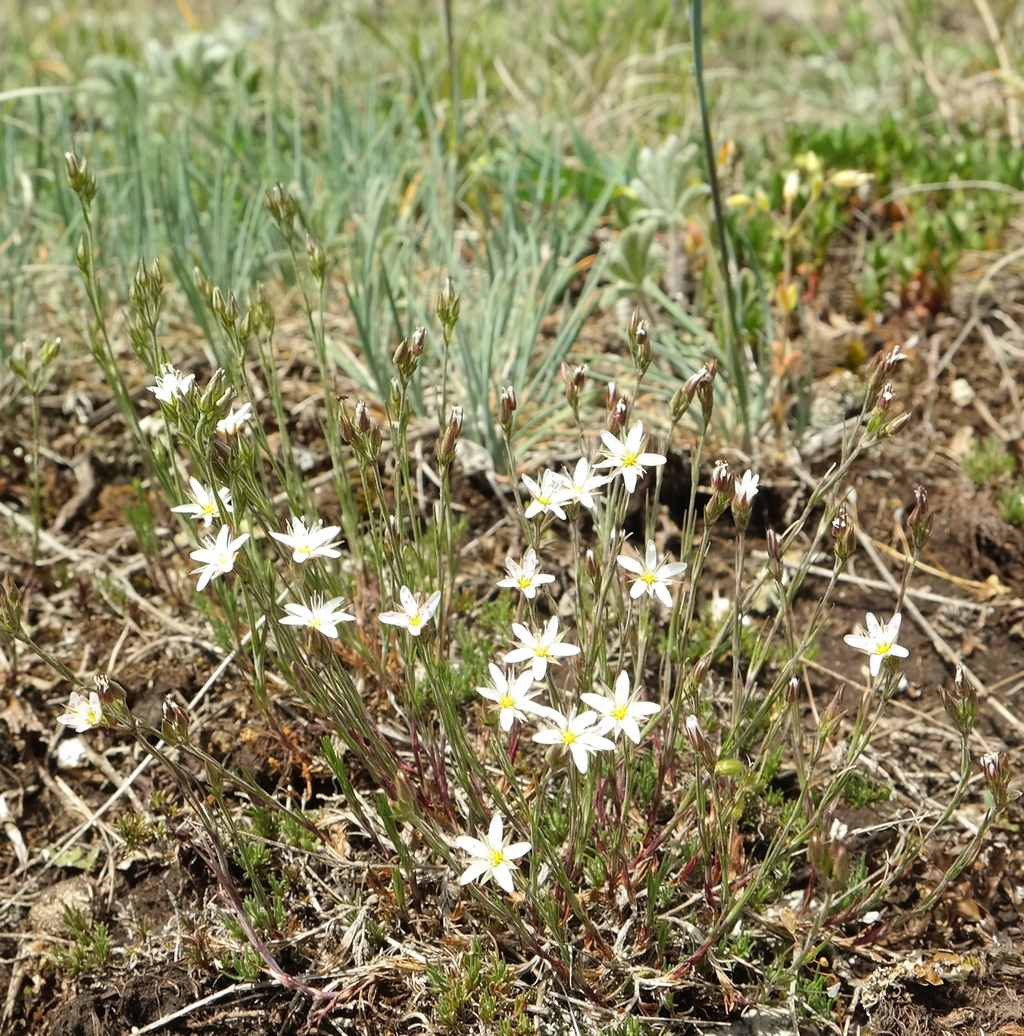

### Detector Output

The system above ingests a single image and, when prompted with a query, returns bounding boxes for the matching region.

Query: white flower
[503,616,580,681]
[733,469,760,507]
[616,539,688,608]
[532,709,616,774]
[843,612,909,677]
[476,664,543,731]
[556,458,610,509]
[57,691,103,732]
[595,420,666,494]
[216,402,253,436]
[170,477,233,528]
[379,586,442,636]
[189,525,250,591]
[580,671,661,744]
[455,813,531,894]
[496,548,555,600]
[270,516,342,563]
[148,364,195,403]
[279,595,355,639]
[521,470,572,520]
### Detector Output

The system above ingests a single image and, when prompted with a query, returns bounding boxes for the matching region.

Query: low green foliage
[51,907,112,977]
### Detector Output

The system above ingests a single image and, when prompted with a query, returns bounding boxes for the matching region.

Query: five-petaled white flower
[521,470,572,521]
[455,813,531,894]
[616,539,688,608]
[843,612,909,677]
[148,364,195,403]
[189,525,250,591]
[270,516,342,563]
[379,586,442,636]
[476,664,543,731]
[531,709,616,774]
[279,595,356,639]
[581,671,661,744]
[496,548,555,600]
[556,458,610,510]
[171,477,233,528]
[57,691,104,732]
[733,469,760,506]
[216,402,253,436]
[503,616,581,680]
[596,420,666,493]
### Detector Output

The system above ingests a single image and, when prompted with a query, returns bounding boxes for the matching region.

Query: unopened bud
[981,751,1012,809]
[940,665,978,737]
[765,526,783,582]
[831,504,856,562]
[161,698,191,745]
[782,169,800,205]
[696,359,717,427]
[584,548,599,583]
[606,381,619,412]
[562,361,586,412]
[41,337,61,367]
[907,485,932,551]
[194,267,214,305]
[499,386,517,428]
[818,685,845,741]
[608,397,628,432]
[705,460,734,524]
[685,714,712,763]
[411,324,426,356]
[265,182,297,234]
[0,572,21,635]
[436,276,460,337]
[64,150,97,209]
[628,308,652,374]
[830,169,872,190]
[437,405,464,466]
[306,233,327,284]
[785,676,800,705]
[355,400,372,434]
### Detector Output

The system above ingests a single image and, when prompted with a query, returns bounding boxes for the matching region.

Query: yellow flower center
[612,705,628,721]
[499,694,514,709]
[562,731,577,745]
[490,849,506,866]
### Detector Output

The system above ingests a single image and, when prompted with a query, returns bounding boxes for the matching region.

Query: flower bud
[696,358,717,427]
[355,399,372,434]
[782,170,800,204]
[584,548,599,584]
[907,485,932,551]
[830,169,871,190]
[831,504,856,562]
[765,526,783,583]
[818,685,845,741]
[161,698,191,745]
[705,460,733,524]
[436,276,460,338]
[499,385,517,428]
[608,397,628,432]
[0,572,21,635]
[981,751,1012,810]
[437,405,464,466]
[940,665,978,738]
[305,233,327,284]
[785,676,800,705]
[265,182,297,234]
[628,307,652,375]
[605,380,619,412]
[64,150,97,209]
